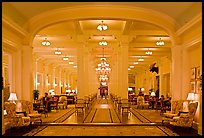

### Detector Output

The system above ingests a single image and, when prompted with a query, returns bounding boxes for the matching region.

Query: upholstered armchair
[170,102,198,128]
[136,96,149,109]
[58,96,67,109]
[21,100,42,124]
[4,102,30,127]
[162,100,189,125]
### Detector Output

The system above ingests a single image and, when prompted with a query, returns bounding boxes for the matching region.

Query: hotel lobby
[2,2,202,136]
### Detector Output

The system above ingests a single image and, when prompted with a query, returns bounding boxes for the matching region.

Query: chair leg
[162,120,164,125]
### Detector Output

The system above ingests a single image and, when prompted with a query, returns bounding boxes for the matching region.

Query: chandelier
[145,48,153,55]
[54,48,61,55]
[96,48,111,82]
[97,21,108,31]
[42,38,51,46]
[63,56,69,61]
[156,38,164,46]
[99,38,108,46]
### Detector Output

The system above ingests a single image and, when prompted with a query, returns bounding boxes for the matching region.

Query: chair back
[4,102,16,118]
[171,100,183,114]
[188,102,198,118]
[21,100,33,114]
[59,96,67,102]
[137,96,144,105]
[76,98,85,104]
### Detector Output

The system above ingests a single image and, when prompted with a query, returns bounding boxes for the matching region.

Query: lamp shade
[66,89,71,93]
[4,110,7,115]
[8,92,18,101]
[187,92,195,101]
[150,92,156,97]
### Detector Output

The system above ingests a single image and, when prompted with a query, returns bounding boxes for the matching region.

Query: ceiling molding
[2,15,28,37]
[175,12,202,36]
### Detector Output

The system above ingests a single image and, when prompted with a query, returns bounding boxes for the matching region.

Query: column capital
[119,35,134,45]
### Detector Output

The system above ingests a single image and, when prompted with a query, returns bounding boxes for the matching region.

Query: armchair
[4,102,30,127]
[58,96,67,109]
[162,100,189,125]
[21,100,42,124]
[170,102,198,128]
[121,99,131,114]
[75,98,85,113]
[136,96,149,109]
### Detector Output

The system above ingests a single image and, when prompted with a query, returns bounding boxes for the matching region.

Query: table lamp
[8,92,18,104]
[187,92,195,103]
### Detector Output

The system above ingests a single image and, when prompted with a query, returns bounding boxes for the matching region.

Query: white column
[14,50,22,100]
[58,68,62,95]
[43,64,48,94]
[171,45,183,100]
[8,55,12,93]
[182,48,190,100]
[34,60,38,90]
[88,53,97,95]
[118,42,129,99]
[52,67,56,91]
[22,45,33,101]
[77,45,89,98]
[109,48,119,95]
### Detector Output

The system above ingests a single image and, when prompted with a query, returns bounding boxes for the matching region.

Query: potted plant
[33,90,39,101]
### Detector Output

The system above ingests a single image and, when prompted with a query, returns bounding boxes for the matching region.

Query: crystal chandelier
[97,21,108,31]
[156,38,164,46]
[42,38,51,46]
[96,48,111,82]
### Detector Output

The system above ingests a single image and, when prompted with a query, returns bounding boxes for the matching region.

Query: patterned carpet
[3,99,200,136]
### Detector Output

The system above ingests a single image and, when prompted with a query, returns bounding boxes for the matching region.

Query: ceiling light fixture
[145,48,153,55]
[54,48,61,55]
[63,56,69,61]
[42,38,51,46]
[138,58,144,61]
[96,48,111,83]
[99,38,108,46]
[69,62,74,65]
[156,38,165,46]
[137,56,144,61]
[97,21,108,31]
[133,62,139,65]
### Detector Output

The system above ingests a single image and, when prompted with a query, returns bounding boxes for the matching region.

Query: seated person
[42,92,51,112]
